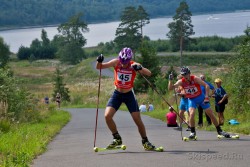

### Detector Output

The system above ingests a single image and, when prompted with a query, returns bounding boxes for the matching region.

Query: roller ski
[93,145,126,152]
[143,141,164,152]
[94,138,126,152]
[217,131,239,139]
[183,132,197,142]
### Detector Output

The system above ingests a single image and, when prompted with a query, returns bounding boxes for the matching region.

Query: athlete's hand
[204,96,210,103]
[132,64,142,71]
[169,74,174,80]
[96,54,104,63]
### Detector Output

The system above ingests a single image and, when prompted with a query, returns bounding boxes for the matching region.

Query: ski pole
[94,64,102,148]
[138,71,189,126]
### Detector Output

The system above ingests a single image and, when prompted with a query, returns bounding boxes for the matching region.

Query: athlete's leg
[131,112,147,137]
[205,112,212,125]
[179,109,185,125]
[188,107,196,128]
[204,107,219,127]
[105,106,118,134]
[131,112,155,150]
[204,104,230,137]
[105,106,123,148]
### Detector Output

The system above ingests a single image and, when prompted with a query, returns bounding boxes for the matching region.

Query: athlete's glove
[204,96,210,103]
[132,64,143,71]
[169,74,174,80]
[96,54,104,63]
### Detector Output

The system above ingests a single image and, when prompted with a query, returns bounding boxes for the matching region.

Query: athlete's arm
[132,62,151,76]
[140,66,151,76]
[168,79,182,91]
[96,59,118,69]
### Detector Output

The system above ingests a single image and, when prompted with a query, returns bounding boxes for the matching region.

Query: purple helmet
[118,47,133,64]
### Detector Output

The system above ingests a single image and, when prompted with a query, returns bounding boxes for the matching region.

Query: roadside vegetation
[0,109,70,167]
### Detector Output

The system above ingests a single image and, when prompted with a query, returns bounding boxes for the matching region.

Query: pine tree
[134,41,160,92]
[0,37,10,68]
[114,6,150,60]
[52,67,70,102]
[167,1,194,66]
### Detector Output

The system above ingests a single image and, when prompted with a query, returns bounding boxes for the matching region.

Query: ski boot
[142,141,156,151]
[106,138,122,149]
[189,132,197,140]
[218,131,231,138]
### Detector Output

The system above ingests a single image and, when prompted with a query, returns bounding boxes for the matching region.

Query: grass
[0,109,70,167]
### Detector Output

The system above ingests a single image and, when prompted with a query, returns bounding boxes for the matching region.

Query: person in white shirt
[147,102,154,111]
[139,102,147,112]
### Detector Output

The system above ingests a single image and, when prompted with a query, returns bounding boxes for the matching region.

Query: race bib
[184,86,198,95]
[117,72,132,84]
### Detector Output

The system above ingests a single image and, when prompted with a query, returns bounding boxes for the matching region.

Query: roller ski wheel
[93,145,126,152]
[183,137,189,142]
[143,146,164,152]
[182,136,197,141]
[143,141,163,152]
[154,146,164,152]
[185,132,197,141]
[217,134,240,139]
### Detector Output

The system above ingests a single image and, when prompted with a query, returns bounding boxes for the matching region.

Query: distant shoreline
[1,10,249,32]
[0,24,60,32]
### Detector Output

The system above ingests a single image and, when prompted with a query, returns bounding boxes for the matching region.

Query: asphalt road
[32,108,250,167]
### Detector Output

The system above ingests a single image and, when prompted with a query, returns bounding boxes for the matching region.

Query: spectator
[56,92,61,109]
[44,96,49,105]
[166,106,178,127]
[139,102,147,112]
[213,78,228,126]
[147,102,154,111]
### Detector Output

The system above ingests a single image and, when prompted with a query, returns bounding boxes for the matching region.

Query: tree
[17,29,56,60]
[41,29,50,47]
[0,68,35,122]
[57,41,85,64]
[52,67,70,103]
[228,26,250,114]
[137,5,150,40]
[0,37,10,68]
[167,1,194,66]
[114,6,150,60]
[134,41,160,92]
[17,46,31,60]
[57,13,88,64]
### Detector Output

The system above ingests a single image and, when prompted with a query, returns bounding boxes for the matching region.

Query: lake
[0,10,250,53]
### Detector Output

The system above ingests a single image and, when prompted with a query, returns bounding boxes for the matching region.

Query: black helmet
[180,66,190,75]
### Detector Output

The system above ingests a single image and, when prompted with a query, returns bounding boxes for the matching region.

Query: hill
[1,0,250,29]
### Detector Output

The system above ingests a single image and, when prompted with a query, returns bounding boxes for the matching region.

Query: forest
[1,0,250,29]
